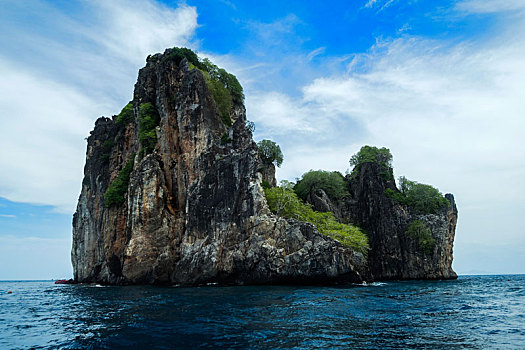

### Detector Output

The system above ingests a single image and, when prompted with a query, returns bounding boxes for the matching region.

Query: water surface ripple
[1,275,524,349]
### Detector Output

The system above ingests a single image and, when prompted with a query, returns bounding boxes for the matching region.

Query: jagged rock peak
[302,150,457,280]
[72,48,367,285]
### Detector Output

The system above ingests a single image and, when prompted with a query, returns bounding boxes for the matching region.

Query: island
[72,48,457,285]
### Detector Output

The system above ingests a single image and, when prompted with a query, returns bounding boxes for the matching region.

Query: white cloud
[0,59,95,211]
[397,23,411,34]
[247,8,525,255]
[456,0,525,14]
[364,0,396,11]
[88,0,198,63]
[307,47,326,61]
[364,0,380,8]
[246,92,316,135]
[0,0,198,213]
[248,14,302,44]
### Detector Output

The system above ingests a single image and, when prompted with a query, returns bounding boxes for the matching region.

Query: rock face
[307,163,457,280]
[72,48,457,285]
[72,49,365,285]
[346,163,457,280]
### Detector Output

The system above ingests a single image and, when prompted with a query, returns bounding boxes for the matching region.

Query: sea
[0,275,524,349]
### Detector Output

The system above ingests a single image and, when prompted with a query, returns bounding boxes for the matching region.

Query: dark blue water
[1,276,524,349]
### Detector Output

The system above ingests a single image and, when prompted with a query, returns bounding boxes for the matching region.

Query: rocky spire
[72,48,366,285]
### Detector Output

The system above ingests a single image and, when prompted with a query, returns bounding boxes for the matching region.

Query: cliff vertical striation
[306,162,457,280]
[72,49,365,285]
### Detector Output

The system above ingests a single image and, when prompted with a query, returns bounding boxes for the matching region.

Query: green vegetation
[384,188,407,204]
[220,132,232,145]
[164,47,200,67]
[400,177,449,214]
[100,139,114,163]
[264,183,368,254]
[102,139,114,152]
[201,58,244,105]
[204,74,233,126]
[349,145,393,170]
[406,220,435,254]
[115,102,133,127]
[104,154,135,208]
[386,176,449,214]
[347,145,447,214]
[294,170,348,201]
[166,47,244,127]
[146,53,160,63]
[257,139,283,167]
[138,102,160,154]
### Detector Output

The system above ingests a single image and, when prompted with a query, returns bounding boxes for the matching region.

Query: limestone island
[72,48,457,286]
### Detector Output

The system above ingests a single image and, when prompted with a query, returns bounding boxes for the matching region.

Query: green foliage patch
[115,102,134,127]
[384,188,409,205]
[166,47,244,127]
[349,145,393,171]
[163,47,200,68]
[257,139,283,167]
[406,220,435,254]
[100,139,114,163]
[220,132,232,145]
[294,170,348,201]
[203,72,233,126]
[386,177,449,214]
[102,139,114,153]
[201,58,244,105]
[138,102,160,155]
[104,154,135,208]
[264,184,368,254]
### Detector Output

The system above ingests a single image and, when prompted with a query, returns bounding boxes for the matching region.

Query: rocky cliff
[306,163,457,280]
[72,48,457,285]
[72,49,366,285]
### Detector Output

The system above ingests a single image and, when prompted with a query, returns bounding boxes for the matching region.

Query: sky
[0,0,524,279]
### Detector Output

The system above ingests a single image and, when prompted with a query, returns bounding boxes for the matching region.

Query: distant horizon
[3,273,525,283]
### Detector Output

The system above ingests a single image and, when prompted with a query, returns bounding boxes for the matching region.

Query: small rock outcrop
[72,49,365,285]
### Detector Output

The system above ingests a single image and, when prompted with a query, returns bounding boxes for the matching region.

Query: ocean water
[0,275,524,349]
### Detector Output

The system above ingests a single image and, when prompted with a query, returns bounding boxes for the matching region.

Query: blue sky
[1,0,524,279]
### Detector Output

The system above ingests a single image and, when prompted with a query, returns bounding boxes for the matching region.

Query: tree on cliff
[349,145,393,169]
[294,170,348,201]
[398,176,449,214]
[257,139,283,167]
[164,47,244,127]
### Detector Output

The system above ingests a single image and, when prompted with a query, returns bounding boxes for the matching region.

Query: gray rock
[304,162,457,280]
[346,163,457,280]
[72,51,365,285]
[72,49,457,285]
